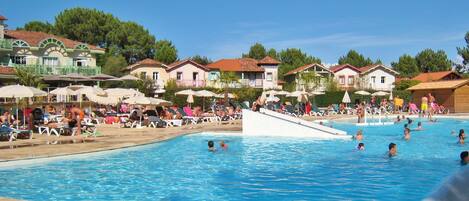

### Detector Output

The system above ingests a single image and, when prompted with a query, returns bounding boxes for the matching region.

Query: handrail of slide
[257,109,347,135]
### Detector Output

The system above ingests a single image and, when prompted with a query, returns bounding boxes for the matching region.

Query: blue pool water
[0,118,468,200]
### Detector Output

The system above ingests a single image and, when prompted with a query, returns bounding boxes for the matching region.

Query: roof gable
[284,63,331,76]
[359,64,399,76]
[411,71,461,82]
[4,30,103,51]
[407,79,469,91]
[167,59,209,72]
[329,64,361,73]
[125,58,167,71]
[258,56,280,65]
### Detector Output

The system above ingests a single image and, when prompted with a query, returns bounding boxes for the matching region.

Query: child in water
[404,128,411,141]
[208,140,216,152]
[220,140,228,150]
[357,143,365,151]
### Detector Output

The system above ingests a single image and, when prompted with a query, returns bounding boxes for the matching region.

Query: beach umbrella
[105,88,143,99]
[355,90,371,95]
[276,90,290,96]
[175,89,197,106]
[60,73,92,82]
[266,94,280,102]
[195,90,216,111]
[123,96,172,106]
[389,90,394,101]
[86,94,120,106]
[297,94,308,103]
[342,91,351,103]
[0,85,47,129]
[90,73,117,80]
[215,93,236,99]
[311,91,325,95]
[186,95,194,104]
[50,87,77,102]
[76,86,107,96]
[371,91,389,96]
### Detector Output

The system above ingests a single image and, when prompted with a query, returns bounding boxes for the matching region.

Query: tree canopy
[456,32,469,73]
[391,54,420,77]
[277,48,321,80]
[154,40,178,64]
[18,21,55,33]
[415,49,452,72]
[190,55,212,65]
[338,50,376,67]
[102,54,128,77]
[242,43,267,60]
[267,48,278,59]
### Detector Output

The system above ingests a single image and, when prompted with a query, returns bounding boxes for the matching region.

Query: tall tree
[267,48,278,59]
[17,21,55,33]
[54,7,120,47]
[217,71,239,106]
[415,49,452,72]
[242,43,267,60]
[154,40,178,64]
[456,32,469,73]
[391,54,420,77]
[15,68,47,89]
[277,48,321,80]
[190,55,212,65]
[107,21,156,63]
[338,50,374,67]
[102,54,128,77]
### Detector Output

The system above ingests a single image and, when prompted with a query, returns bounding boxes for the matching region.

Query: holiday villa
[329,63,399,91]
[0,15,104,84]
[283,63,334,91]
[411,71,462,82]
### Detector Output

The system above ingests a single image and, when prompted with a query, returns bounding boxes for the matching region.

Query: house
[166,59,209,87]
[411,71,461,82]
[0,15,104,84]
[358,64,399,91]
[207,56,281,89]
[407,79,469,113]
[329,64,361,90]
[123,58,169,93]
[284,63,333,91]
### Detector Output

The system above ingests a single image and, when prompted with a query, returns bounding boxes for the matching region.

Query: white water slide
[242,109,350,139]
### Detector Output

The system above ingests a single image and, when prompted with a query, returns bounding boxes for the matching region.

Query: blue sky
[1,0,469,65]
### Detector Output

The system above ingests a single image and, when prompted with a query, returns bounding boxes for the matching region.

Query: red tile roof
[4,30,103,51]
[329,64,361,73]
[125,58,166,71]
[207,58,265,72]
[284,63,330,76]
[0,15,7,20]
[258,56,280,65]
[411,71,461,82]
[167,59,209,72]
[0,66,16,75]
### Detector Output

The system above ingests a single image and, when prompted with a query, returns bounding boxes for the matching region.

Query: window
[339,76,345,85]
[348,76,354,85]
[140,72,146,78]
[10,56,26,65]
[266,72,273,81]
[152,72,159,80]
[42,57,58,66]
[176,72,183,80]
[371,76,376,83]
[381,76,386,84]
[73,58,87,67]
[192,72,198,80]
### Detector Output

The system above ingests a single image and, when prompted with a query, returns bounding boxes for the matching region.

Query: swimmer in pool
[404,124,408,129]
[461,151,469,165]
[407,118,413,125]
[220,140,228,150]
[414,122,423,131]
[208,140,216,152]
[395,115,401,123]
[357,143,365,150]
[458,129,465,145]
[388,143,397,157]
[404,128,411,141]
[354,130,363,141]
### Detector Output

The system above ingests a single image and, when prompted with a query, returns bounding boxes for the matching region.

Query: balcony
[240,79,263,88]
[176,80,206,88]
[11,64,101,76]
[0,39,13,50]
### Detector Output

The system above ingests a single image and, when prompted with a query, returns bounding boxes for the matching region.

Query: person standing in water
[458,129,465,145]
[421,95,428,117]
[208,140,216,152]
[220,140,228,150]
[388,143,397,157]
[404,128,411,141]
[354,130,363,141]
[357,143,365,150]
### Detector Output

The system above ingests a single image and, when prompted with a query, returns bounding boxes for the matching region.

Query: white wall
[261,64,279,89]
[362,69,395,91]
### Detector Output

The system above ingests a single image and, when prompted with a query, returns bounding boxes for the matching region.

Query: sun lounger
[164,119,183,127]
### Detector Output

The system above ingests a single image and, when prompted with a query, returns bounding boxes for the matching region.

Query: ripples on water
[0,118,467,200]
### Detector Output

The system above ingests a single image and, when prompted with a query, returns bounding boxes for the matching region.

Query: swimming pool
[0,118,467,200]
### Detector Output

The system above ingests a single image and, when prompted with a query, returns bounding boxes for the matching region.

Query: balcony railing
[176,80,206,87]
[11,64,101,76]
[240,79,263,88]
[0,39,13,50]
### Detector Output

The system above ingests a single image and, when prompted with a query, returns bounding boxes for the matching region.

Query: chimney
[0,15,7,39]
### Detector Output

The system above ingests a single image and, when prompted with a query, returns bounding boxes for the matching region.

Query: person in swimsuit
[404,128,411,141]
[354,130,363,141]
[70,107,84,136]
[388,143,397,157]
[208,140,216,152]
[461,151,469,165]
[357,143,365,151]
[220,140,228,150]
[458,129,465,145]
[421,96,428,117]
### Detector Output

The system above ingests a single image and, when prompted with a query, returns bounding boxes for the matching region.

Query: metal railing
[176,80,206,87]
[11,64,101,76]
[240,79,263,88]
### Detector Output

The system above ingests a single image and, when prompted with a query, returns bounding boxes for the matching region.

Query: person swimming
[404,128,411,141]
[208,140,216,152]
[220,140,228,150]
[458,129,465,145]
[461,151,469,165]
[354,130,363,141]
[395,115,401,122]
[388,143,397,157]
[404,124,408,129]
[357,143,365,150]
[414,122,423,131]
[407,118,413,125]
